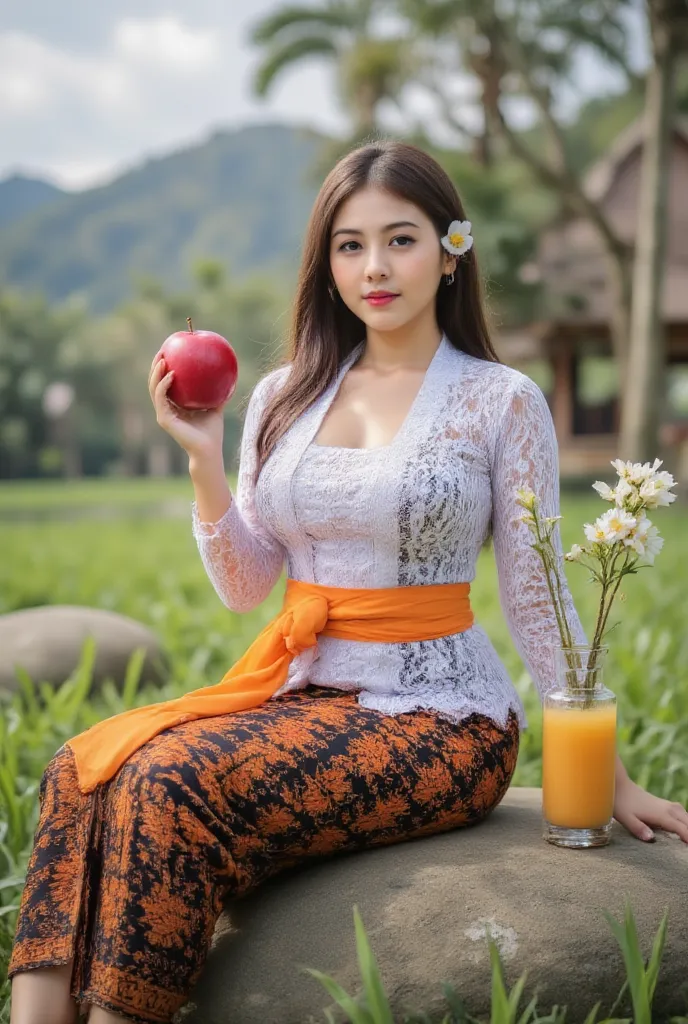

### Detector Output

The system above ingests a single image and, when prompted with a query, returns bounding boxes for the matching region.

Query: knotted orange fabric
[67,578,474,794]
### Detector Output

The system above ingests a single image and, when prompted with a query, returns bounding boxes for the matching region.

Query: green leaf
[249,5,355,46]
[122,647,146,707]
[0,768,21,850]
[0,877,23,892]
[516,991,538,1024]
[488,936,511,1022]
[602,902,650,1024]
[16,667,40,719]
[644,908,669,1002]
[352,906,394,1024]
[304,965,375,1023]
[581,1001,601,1024]
[252,36,338,97]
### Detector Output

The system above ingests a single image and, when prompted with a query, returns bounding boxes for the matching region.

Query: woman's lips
[365,294,399,306]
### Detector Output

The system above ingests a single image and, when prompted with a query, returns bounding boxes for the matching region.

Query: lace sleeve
[490,374,588,703]
[191,371,287,613]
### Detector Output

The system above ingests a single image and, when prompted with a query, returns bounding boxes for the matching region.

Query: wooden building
[495,117,688,478]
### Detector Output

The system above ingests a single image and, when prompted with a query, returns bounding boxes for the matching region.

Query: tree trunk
[352,80,379,137]
[147,440,172,477]
[119,404,146,476]
[54,410,83,479]
[618,4,676,461]
[472,34,505,168]
[605,245,634,394]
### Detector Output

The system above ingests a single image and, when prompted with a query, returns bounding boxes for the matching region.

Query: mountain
[0,124,329,312]
[0,175,65,230]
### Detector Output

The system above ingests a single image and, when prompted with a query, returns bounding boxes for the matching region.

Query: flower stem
[528,506,577,685]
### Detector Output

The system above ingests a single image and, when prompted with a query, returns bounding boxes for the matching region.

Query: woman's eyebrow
[332,220,420,238]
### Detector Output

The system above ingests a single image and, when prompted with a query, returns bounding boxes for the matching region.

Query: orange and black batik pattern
[9,685,519,1024]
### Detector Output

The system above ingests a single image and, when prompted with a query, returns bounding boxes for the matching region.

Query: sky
[0,0,647,192]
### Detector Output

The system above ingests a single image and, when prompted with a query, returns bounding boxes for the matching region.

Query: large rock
[181,787,688,1024]
[0,605,167,693]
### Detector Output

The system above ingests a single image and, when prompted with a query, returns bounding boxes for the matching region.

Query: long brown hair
[254,138,500,475]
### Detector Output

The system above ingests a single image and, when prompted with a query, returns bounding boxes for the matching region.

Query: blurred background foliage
[1,0,687,481]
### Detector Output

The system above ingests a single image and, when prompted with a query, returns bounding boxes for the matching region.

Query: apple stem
[187,317,194,333]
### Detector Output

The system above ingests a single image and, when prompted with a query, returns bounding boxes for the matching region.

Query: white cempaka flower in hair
[441,220,474,256]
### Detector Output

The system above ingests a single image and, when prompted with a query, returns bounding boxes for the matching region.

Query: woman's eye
[337,236,415,252]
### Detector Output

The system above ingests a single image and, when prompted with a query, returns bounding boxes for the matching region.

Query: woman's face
[329,186,456,334]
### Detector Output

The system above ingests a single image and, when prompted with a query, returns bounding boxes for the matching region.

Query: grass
[1,477,687,1021]
[0,475,194,511]
[306,902,685,1023]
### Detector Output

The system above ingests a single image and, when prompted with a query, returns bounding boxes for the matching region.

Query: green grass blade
[488,936,511,1023]
[516,993,539,1024]
[122,647,146,707]
[581,1001,601,1024]
[302,966,373,1024]
[352,906,394,1024]
[441,982,483,1024]
[16,668,40,719]
[645,909,669,1002]
[602,903,649,1024]
[0,768,21,850]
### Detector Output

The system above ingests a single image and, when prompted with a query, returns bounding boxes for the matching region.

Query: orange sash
[67,578,474,794]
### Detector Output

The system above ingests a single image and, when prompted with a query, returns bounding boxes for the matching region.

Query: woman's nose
[364,248,390,279]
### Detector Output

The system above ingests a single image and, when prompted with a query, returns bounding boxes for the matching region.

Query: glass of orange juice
[542,645,617,848]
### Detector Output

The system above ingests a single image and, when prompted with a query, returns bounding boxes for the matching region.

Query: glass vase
[542,645,617,848]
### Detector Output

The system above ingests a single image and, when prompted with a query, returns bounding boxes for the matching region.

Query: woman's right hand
[148,355,227,460]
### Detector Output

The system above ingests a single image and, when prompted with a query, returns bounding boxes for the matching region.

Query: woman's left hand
[613,778,688,844]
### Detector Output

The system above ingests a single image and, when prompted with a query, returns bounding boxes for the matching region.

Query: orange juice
[542,703,617,828]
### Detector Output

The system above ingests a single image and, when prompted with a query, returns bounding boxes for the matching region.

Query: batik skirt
[8,685,520,1023]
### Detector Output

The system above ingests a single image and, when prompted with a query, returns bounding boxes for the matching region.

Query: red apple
[157,318,238,410]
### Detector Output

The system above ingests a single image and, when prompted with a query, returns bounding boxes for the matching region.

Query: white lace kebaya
[191,333,588,733]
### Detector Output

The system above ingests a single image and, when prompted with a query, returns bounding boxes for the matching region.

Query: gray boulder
[0,605,167,693]
[181,786,688,1024]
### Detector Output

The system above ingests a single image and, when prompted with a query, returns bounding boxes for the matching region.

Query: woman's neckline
[310,334,448,454]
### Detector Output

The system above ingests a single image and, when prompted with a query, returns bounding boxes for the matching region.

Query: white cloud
[0,30,134,116]
[113,16,220,70]
[0,17,221,120]
[3,0,643,192]
[43,158,125,191]
[0,33,58,113]
[0,8,348,189]
[0,70,46,115]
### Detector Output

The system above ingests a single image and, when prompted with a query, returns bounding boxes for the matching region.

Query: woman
[9,140,688,1024]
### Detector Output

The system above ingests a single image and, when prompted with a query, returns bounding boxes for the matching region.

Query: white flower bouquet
[516,459,678,683]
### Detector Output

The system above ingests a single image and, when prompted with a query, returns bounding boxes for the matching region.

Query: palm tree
[248,0,419,138]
